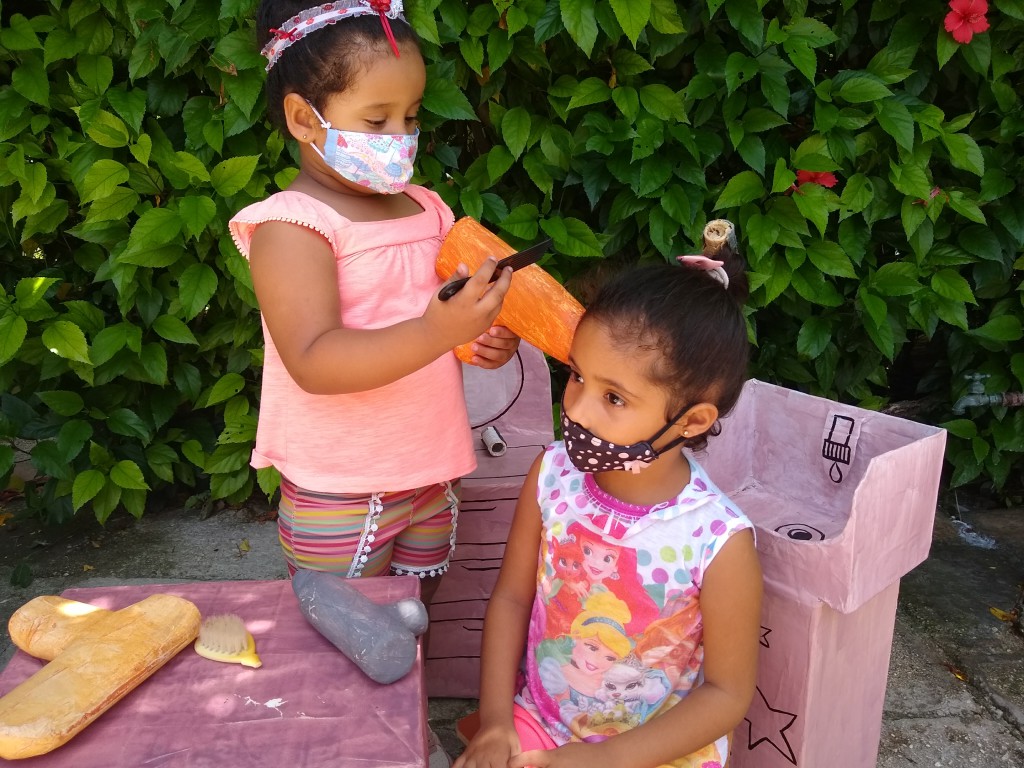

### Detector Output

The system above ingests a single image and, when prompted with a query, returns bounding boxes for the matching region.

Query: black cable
[470,348,526,430]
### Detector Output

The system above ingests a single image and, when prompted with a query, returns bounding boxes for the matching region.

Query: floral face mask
[306,101,418,194]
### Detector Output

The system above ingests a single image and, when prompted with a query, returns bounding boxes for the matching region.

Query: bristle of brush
[197,614,249,654]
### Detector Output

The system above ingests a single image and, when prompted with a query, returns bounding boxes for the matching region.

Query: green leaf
[179,196,217,239]
[871,262,921,296]
[87,187,139,224]
[568,78,612,110]
[875,98,915,151]
[941,419,978,439]
[838,75,891,103]
[82,160,130,204]
[501,107,532,160]
[73,470,107,512]
[612,87,640,122]
[931,269,976,304]
[206,372,246,407]
[839,173,873,218]
[612,49,654,76]
[107,408,152,441]
[947,192,986,224]
[500,205,540,240]
[745,212,780,260]
[424,70,477,121]
[42,320,91,364]
[15,277,59,310]
[540,217,604,258]
[153,315,199,345]
[797,316,832,358]
[126,207,182,254]
[0,313,28,366]
[714,171,764,210]
[77,54,114,94]
[807,240,857,278]
[639,84,685,121]
[110,460,150,491]
[941,133,985,176]
[92,480,122,524]
[106,88,147,134]
[725,53,759,96]
[610,0,650,45]
[971,316,1022,343]
[210,156,259,197]
[36,391,85,417]
[771,160,797,193]
[793,183,829,236]
[178,264,219,321]
[83,110,131,148]
[561,0,599,56]
[12,57,50,106]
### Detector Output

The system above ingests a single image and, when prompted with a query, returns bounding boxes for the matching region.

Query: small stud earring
[683,430,689,437]
[301,134,307,140]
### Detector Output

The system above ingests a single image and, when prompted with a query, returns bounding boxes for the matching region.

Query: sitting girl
[455,256,763,768]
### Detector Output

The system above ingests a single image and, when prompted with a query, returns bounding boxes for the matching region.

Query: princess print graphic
[519,442,752,765]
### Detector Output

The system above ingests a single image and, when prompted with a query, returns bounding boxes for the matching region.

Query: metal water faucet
[952,373,1024,415]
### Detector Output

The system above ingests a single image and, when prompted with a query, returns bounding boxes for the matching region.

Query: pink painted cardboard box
[427,342,554,697]
[0,578,427,767]
[699,380,946,768]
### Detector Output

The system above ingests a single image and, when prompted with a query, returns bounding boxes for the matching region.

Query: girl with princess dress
[229,3,518,765]
[454,259,763,768]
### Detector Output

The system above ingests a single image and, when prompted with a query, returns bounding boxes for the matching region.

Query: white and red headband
[261,0,407,70]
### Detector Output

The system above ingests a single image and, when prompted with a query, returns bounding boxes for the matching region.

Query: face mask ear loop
[304,100,332,163]
[648,404,693,457]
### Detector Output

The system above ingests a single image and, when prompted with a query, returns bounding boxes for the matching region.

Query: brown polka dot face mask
[561,405,690,475]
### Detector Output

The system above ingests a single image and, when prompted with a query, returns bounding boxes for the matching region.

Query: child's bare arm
[453,455,544,768]
[511,529,763,768]
[249,221,512,394]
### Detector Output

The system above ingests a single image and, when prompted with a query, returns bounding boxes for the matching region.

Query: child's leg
[390,479,461,656]
[512,703,559,751]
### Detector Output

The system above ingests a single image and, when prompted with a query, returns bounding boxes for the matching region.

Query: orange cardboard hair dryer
[436,218,584,365]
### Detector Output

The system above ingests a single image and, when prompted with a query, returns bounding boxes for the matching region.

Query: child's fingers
[461,257,499,290]
[508,750,547,767]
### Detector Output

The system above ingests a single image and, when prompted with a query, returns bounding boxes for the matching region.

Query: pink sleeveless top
[229,186,476,493]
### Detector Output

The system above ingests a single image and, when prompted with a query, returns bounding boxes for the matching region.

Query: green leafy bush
[1,0,1022,526]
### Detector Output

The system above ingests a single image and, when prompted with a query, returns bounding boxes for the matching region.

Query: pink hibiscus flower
[944,0,990,44]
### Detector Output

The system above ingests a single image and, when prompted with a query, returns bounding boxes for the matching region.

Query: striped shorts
[277,477,461,579]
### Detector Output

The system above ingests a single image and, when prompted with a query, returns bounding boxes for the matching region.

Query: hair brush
[193,614,262,668]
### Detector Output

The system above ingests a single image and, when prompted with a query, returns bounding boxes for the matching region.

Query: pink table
[0,578,426,767]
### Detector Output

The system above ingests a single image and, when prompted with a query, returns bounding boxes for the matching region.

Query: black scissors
[437,238,553,301]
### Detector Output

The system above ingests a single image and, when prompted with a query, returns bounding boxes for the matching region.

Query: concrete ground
[2,490,1023,766]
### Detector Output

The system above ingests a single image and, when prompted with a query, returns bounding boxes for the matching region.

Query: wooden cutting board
[0,594,201,760]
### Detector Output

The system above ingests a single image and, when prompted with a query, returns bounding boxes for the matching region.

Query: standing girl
[229,3,518,765]
[455,257,763,768]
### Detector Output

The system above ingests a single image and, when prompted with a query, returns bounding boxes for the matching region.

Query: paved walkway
[2,494,1022,766]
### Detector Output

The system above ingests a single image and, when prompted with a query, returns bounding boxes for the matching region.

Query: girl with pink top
[455,259,763,768]
[229,4,517,764]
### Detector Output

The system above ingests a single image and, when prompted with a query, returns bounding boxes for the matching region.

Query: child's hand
[452,723,520,768]
[509,742,610,768]
[424,259,512,351]
[467,325,521,369]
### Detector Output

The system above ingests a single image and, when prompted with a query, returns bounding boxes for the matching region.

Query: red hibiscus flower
[945,0,990,45]
[795,170,838,188]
